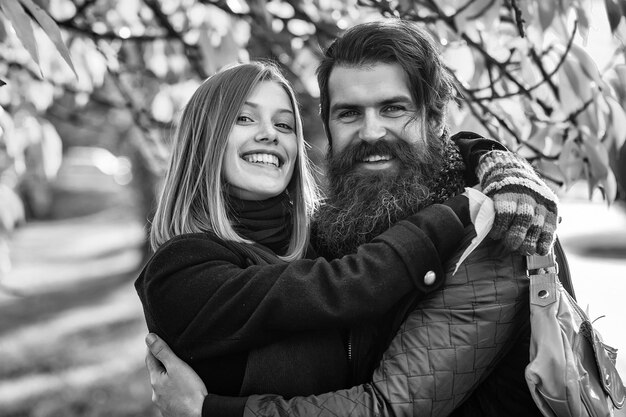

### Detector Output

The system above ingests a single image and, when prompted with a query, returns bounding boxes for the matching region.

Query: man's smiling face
[315,62,452,257]
[327,62,427,175]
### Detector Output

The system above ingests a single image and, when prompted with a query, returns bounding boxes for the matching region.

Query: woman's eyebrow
[243,101,294,115]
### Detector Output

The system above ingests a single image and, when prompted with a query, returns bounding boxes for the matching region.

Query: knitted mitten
[477,150,559,255]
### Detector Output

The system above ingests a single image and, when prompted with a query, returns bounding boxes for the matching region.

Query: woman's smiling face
[222,81,298,201]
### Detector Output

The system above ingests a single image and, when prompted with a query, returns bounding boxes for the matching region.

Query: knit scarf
[422,134,467,205]
[229,193,292,256]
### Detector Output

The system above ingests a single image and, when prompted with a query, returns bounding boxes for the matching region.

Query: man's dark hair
[317,19,457,146]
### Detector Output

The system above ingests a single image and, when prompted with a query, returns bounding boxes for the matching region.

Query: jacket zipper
[347,330,353,363]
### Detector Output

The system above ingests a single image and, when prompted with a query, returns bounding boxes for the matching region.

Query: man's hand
[145,333,207,417]
[477,150,559,255]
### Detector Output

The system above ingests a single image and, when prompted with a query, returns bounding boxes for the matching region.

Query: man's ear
[429,113,446,138]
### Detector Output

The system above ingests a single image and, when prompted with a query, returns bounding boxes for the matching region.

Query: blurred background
[0,0,625,415]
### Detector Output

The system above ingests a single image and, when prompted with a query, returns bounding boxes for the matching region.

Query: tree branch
[56,20,172,41]
[143,0,208,79]
[508,0,526,38]
[466,22,577,104]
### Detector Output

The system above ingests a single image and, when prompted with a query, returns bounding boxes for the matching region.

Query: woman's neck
[228,193,292,255]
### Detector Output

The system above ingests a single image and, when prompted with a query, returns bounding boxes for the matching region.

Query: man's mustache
[329,139,417,173]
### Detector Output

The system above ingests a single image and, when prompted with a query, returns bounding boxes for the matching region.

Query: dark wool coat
[135,203,466,413]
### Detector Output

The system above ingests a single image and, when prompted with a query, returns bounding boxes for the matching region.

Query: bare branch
[56,20,172,41]
[467,21,577,105]
[105,65,169,173]
[74,0,99,17]
[281,0,340,39]
[508,0,526,38]
[143,0,208,79]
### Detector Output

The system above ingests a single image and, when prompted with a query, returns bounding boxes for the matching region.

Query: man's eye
[383,105,405,114]
[338,110,359,120]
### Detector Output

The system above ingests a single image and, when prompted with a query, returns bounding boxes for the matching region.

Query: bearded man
[143,19,558,417]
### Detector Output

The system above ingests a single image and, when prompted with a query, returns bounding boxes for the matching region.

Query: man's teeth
[362,154,391,162]
[243,153,280,167]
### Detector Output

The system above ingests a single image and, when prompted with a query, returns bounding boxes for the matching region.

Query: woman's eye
[276,123,294,132]
[237,115,253,123]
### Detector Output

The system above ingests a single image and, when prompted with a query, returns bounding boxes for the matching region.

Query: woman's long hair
[151,62,320,261]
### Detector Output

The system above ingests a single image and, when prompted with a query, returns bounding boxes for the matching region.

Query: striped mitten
[477,150,559,255]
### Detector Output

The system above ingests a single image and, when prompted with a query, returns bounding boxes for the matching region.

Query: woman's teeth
[243,153,280,167]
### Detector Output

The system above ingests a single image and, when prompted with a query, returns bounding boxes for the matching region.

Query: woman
[136,61,547,416]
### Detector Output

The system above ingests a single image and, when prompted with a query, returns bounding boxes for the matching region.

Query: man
[144,19,557,417]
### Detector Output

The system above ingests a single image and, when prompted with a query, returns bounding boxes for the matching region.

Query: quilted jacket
[242,235,532,417]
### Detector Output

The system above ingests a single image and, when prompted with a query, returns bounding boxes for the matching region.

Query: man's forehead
[328,63,413,106]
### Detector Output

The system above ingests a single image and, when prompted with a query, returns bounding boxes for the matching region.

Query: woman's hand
[145,333,207,417]
[477,150,559,255]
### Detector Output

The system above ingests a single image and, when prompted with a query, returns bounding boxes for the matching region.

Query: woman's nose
[255,121,278,144]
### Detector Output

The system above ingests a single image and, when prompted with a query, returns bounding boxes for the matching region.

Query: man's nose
[255,120,278,144]
[358,112,386,142]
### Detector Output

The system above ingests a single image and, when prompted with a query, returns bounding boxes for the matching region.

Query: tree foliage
[1,0,626,230]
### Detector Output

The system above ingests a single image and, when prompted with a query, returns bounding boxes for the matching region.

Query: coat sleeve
[235,240,532,417]
[135,203,464,360]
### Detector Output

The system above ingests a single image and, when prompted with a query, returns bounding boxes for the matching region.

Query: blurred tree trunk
[127,142,159,261]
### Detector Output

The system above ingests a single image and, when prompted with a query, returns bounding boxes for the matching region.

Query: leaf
[534,159,567,186]
[0,0,40,69]
[575,101,600,134]
[518,50,539,87]
[558,137,585,182]
[620,0,626,18]
[607,64,626,104]
[575,1,592,44]
[582,138,610,198]
[524,125,549,152]
[564,57,593,104]
[605,0,624,33]
[606,96,626,149]
[197,28,217,75]
[525,124,564,157]
[473,0,501,29]
[0,15,6,42]
[0,184,25,232]
[568,43,602,86]
[599,170,618,202]
[467,47,486,88]
[18,0,77,77]
[558,61,583,114]
[538,0,556,31]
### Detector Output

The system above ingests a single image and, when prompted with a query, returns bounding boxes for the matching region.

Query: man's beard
[314,136,449,258]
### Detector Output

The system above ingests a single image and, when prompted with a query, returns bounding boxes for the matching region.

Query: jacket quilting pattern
[243,237,530,417]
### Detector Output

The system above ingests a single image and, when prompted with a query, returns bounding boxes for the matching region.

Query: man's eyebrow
[329,102,356,114]
[379,95,414,105]
[330,95,414,113]
[243,101,294,115]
